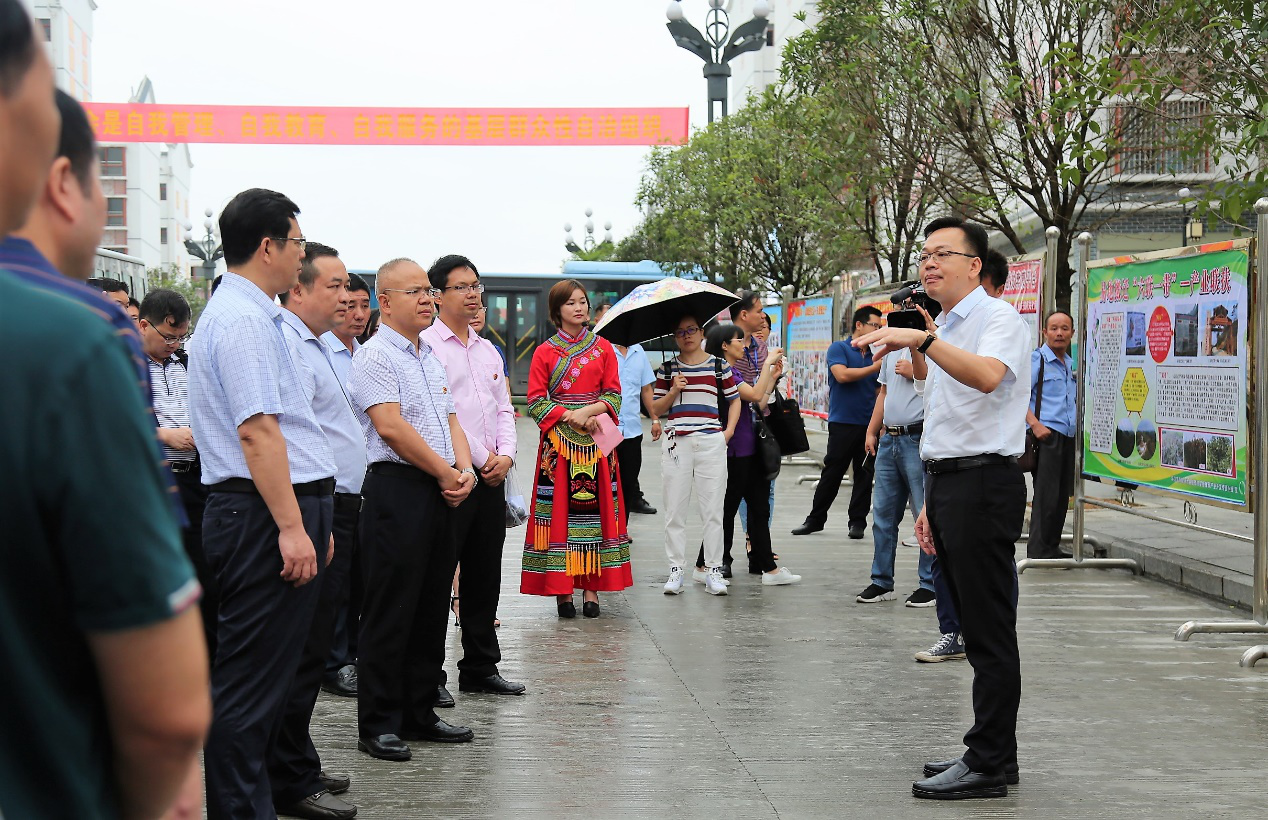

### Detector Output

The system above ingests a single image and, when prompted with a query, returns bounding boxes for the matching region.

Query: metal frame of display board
[1017,231,1141,576]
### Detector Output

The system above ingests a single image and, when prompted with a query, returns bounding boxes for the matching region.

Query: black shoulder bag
[1018,356,1045,473]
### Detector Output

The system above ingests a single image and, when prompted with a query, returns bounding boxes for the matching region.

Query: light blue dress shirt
[188,272,335,485]
[321,330,358,388]
[349,322,456,466]
[877,348,924,427]
[615,344,655,439]
[1030,344,1077,437]
[283,310,368,493]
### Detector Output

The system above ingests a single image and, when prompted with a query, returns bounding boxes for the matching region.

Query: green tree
[628,88,864,297]
[146,265,209,326]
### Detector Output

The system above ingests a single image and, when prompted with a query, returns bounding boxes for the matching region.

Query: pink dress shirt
[420,318,517,468]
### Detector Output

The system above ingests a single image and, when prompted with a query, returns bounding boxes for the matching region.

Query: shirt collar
[1039,343,1071,365]
[0,236,60,275]
[220,271,283,319]
[321,330,357,355]
[937,284,989,330]
[429,317,477,347]
[280,307,319,342]
[377,321,430,357]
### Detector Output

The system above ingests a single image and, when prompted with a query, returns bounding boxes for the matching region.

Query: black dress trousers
[444,478,506,682]
[1027,431,1075,559]
[805,422,874,528]
[357,468,457,738]
[267,495,359,807]
[616,434,644,520]
[926,462,1025,776]
[202,490,331,820]
[173,462,216,659]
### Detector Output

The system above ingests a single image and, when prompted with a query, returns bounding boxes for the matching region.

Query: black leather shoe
[720,563,733,579]
[848,524,866,539]
[320,664,357,698]
[357,734,410,761]
[318,770,350,795]
[923,757,1019,785]
[912,760,1007,799]
[400,719,474,743]
[791,521,824,535]
[434,684,455,708]
[459,673,526,695]
[276,789,357,819]
[558,600,577,618]
[582,600,600,618]
[629,498,658,515]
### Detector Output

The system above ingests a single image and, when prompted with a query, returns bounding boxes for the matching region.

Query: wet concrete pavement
[303,419,1266,818]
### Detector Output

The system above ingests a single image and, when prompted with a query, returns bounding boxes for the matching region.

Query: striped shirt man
[149,354,196,464]
[349,322,456,465]
[653,355,739,436]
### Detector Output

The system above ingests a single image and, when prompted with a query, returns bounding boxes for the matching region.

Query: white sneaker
[704,567,729,595]
[664,567,685,595]
[692,567,730,586]
[762,567,802,586]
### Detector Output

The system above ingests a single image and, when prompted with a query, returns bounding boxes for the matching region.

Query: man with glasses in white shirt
[855,217,1030,801]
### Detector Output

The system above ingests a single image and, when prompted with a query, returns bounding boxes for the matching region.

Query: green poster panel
[1082,243,1251,507]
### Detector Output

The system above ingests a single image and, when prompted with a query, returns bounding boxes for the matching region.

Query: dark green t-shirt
[0,274,198,820]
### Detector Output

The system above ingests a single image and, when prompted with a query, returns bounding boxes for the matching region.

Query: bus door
[483,290,540,396]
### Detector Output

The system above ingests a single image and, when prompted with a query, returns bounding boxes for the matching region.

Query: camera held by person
[887,282,942,330]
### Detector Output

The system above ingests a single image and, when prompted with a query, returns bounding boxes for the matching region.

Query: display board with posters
[1002,252,1044,339]
[1081,241,1251,507]
[784,296,834,418]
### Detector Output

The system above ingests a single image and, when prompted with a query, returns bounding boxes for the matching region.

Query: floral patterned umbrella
[593,277,740,346]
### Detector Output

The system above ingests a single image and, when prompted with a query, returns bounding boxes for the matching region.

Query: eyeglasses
[674,325,702,339]
[863,321,884,330]
[271,236,307,251]
[442,282,485,294]
[149,323,189,345]
[917,249,977,265]
[381,287,442,300]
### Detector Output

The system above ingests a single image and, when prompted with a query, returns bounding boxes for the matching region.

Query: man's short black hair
[140,288,191,326]
[0,0,37,99]
[428,254,479,292]
[211,274,223,294]
[127,296,140,310]
[280,241,338,305]
[55,89,96,189]
[924,216,989,262]
[1044,310,1074,326]
[982,249,1010,291]
[218,188,301,268]
[347,272,369,295]
[852,305,882,328]
[99,278,129,295]
[730,290,762,321]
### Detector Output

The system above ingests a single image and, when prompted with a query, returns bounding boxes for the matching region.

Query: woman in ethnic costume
[521,280,633,618]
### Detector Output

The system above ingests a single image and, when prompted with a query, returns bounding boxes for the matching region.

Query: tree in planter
[629,89,864,297]
[789,0,1184,309]
[146,264,208,327]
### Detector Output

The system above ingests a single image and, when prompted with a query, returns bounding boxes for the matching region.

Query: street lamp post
[1178,187,1205,247]
[183,207,223,282]
[665,0,771,123]
[564,207,614,255]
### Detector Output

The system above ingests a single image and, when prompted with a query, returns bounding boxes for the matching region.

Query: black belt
[334,492,363,513]
[885,421,924,436]
[923,454,1018,474]
[169,458,200,474]
[210,477,336,496]
[367,461,436,484]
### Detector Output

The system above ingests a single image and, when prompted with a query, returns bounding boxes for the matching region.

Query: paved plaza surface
[303,419,1266,818]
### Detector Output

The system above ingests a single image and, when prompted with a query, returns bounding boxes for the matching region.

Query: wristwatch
[917,333,937,353]
[460,466,479,484]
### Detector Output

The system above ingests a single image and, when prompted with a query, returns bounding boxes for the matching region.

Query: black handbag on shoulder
[1018,356,1045,473]
[764,375,810,456]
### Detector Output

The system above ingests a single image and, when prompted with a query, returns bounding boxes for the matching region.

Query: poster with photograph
[764,305,782,349]
[1001,254,1044,340]
[1081,242,1251,506]
[784,296,834,418]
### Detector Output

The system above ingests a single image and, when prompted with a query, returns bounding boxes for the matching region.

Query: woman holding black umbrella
[520,279,632,618]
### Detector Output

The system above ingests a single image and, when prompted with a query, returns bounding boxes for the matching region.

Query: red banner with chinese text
[81,104,689,146]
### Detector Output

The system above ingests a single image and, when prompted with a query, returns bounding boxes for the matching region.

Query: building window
[160,227,168,245]
[159,183,167,201]
[1114,100,1211,176]
[106,197,126,227]
[100,147,126,177]
[37,18,51,41]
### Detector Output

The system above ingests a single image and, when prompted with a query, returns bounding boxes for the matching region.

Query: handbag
[1018,356,1045,473]
[764,374,810,455]
[504,464,530,528]
[754,414,782,480]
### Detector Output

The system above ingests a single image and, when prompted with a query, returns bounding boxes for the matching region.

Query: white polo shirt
[920,286,1031,460]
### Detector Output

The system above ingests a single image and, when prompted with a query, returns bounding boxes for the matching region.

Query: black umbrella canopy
[593,278,740,346]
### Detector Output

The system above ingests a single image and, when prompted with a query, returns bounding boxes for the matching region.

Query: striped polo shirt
[653,355,739,436]
[149,354,196,463]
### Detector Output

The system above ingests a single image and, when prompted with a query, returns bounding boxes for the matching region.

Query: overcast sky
[91,0,724,274]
